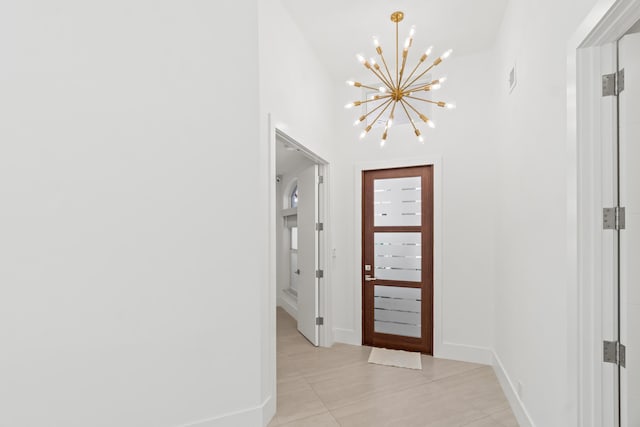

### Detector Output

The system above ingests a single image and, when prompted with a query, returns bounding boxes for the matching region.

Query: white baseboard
[492,351,535,427]
[261,395,276,427]
[333,328,360,346]
[277,294,297,321]
[434,342,493,365]
[181,396,274,427]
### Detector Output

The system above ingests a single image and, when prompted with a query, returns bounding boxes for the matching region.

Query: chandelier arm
[369,66,395,91]
[402,61,424,91]
[356,94,393,105]
[368,99,394,130]
[403,99,430,120]
[378,53,396,90]
[402,63,437,91]
[360,98,394,122]
[398,43,411,87]
[358,83,386,92]
[405,95,441,105]
[403,79,439,93]
[388,101,398,122]
[399,99,419,134]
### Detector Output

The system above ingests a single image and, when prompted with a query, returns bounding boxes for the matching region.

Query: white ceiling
[281,0,509,79]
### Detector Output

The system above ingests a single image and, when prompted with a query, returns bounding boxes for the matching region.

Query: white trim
[264,114,278,427]
[438,342,493,366]
[569,1,640,426]
[348,157,443,355]
[277,292,298,321]
[180,396,274,427]
[270,119,334,350]
[492,351,535,427]
[333,328,359,346]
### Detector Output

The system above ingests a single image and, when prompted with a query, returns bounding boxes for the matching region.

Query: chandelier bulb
[373,36,380,48]
[404,37,411,50]
[346,80,355,86]
[428,120,436,129]
[380,139,386,147]
[360,131,367,140]
[356,54,366,64]
[438,76,447,84]
[426,46,433,56]
[387,118,393,128]
[431,84,442,90]
[446,103,456,110]
[345,103,354,109]
[442,49,453,59]
[409,25,416,38]
[418,135,424,143]
[379,87,387,93]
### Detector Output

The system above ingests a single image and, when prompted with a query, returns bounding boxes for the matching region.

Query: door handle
[364,275,377,282]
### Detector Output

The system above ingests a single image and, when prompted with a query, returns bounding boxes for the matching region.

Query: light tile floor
[269,308,519,427]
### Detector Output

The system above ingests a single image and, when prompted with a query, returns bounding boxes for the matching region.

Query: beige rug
[367,347,422,370]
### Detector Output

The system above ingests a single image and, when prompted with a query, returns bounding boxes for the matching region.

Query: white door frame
[267,115,333,348]
[351,157,454,359]
[569,1,640,425]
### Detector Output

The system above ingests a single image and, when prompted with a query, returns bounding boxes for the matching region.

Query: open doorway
[274,129,329,347]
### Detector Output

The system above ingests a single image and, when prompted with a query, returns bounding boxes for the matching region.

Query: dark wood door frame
[362,165,434,354]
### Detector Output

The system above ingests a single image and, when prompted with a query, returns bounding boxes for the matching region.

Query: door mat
[367,347,422,370]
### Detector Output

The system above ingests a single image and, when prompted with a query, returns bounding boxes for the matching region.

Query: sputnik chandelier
[345,11,455,146]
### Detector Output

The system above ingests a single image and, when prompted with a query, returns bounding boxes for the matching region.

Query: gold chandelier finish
[346,11,454,146]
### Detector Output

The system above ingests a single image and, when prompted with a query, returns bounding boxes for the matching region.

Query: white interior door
[619,31,640,427]
[296,164,319,345]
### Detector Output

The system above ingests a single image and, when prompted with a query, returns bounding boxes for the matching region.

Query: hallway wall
[0,1,265,426]
[492,0,599,425]
[258,0,337,422]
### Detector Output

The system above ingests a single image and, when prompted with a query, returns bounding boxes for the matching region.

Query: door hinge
[602,69,625,96]
[603,207,626,230]
[604,340,626,367]
[316,317,324,326]
[318,175,324,184]
[315,269,324,278]
[316,222,324,231]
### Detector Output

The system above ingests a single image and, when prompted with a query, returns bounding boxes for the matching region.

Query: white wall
[0,1,266,426]
[492,0,599,425]
[258,0,336,422]
[331,50,499,360]
[258,0,335,161]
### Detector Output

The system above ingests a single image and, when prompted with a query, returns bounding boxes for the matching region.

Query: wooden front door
[362,165,433,354]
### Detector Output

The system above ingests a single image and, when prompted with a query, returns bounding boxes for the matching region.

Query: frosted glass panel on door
[374,232,421,282]
[374,176,422,226]
[374,285,421,338]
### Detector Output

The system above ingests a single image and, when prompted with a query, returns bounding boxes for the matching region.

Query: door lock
[364,274,377,282]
